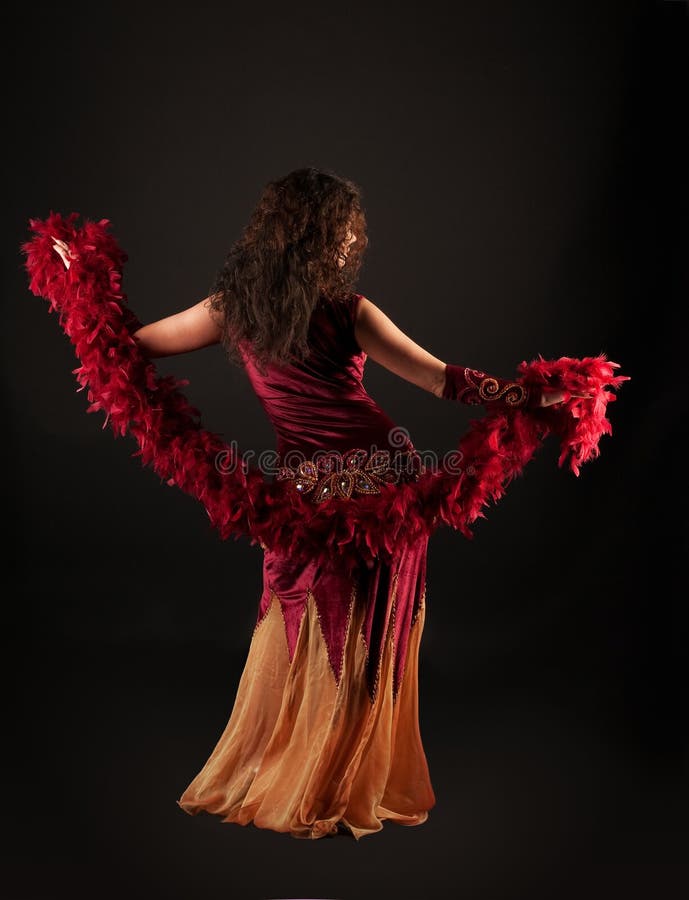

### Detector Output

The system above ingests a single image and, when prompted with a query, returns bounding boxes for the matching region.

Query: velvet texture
[22,213,627,840]
[240,293,416,462]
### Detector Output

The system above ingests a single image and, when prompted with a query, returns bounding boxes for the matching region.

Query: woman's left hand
[539,387,593,407]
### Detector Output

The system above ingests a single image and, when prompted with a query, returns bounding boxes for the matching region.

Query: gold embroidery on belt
[276,448,425,503]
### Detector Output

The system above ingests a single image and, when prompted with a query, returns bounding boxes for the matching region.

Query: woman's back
[239,293,416,464]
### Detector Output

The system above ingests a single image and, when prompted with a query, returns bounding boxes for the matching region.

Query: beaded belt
[276,448,426,503]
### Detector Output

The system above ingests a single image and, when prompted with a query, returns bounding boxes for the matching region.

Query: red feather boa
[22,213,629,575]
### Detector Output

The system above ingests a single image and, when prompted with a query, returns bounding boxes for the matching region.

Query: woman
[41,167,619,842]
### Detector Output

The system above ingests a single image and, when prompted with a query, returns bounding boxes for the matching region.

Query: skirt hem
[176,798,431,841]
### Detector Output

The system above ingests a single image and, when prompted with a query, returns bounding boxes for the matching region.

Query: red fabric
[240,295,416,462]
[258,536,427,700]
[22,212,629,583]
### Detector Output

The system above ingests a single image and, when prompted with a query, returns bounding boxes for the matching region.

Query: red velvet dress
[23,213,626,843]
[177,294,436,840]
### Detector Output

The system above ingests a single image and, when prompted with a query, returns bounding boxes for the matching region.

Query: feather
[22,213,628,571]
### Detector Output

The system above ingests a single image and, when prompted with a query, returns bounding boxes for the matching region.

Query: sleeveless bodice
[239,293,416,466]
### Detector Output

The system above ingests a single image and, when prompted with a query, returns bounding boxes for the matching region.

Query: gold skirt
[177,535,436,840]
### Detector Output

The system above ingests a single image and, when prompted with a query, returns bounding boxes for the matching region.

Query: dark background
[4,1,688,898]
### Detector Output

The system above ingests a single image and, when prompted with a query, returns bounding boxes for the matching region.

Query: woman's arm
[354,297,448,397]
[353,296,568,408]
[132,297,223,358]
[52,237,223,359]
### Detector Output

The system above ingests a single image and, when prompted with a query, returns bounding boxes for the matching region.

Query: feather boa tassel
[22,213,628,575]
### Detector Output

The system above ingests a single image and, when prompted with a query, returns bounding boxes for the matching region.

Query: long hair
[209,166,369,375]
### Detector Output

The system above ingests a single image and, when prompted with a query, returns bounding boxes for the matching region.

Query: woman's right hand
[52,237,77,270]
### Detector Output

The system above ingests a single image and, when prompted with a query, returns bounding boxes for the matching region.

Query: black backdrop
[5,2,688,898]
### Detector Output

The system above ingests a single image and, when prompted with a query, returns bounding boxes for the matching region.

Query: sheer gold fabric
[177,582,435,840]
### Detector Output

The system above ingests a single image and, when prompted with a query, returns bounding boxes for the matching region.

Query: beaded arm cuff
[441,364,538,410]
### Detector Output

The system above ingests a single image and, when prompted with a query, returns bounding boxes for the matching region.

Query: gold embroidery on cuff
[461,367,528,407]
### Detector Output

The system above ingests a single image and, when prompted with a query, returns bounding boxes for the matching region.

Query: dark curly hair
[208,166,369,375]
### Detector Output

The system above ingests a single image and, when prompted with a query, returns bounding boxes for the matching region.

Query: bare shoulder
[354,294,405,336]
[351,294,447,397]
[353,294,382,324]
[203,293,225,327]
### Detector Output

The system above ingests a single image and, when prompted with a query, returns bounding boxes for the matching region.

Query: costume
[22,213,627,841]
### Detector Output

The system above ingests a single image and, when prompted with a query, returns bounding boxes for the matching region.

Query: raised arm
[353,296,567,408]
[52,237,223,359]
[131,296,223,358]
